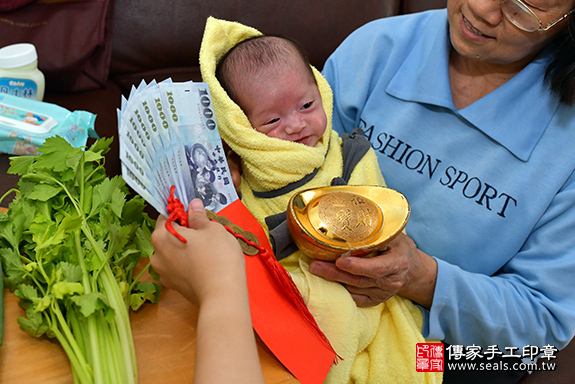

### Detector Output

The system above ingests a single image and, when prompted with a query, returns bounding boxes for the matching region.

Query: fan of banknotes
[117,79,239,217]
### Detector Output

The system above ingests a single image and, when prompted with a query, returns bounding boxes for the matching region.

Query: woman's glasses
[502,0,575,32]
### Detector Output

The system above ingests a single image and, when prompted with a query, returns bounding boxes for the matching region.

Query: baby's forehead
[247,66,317,101]
[229,37,307,70]
[232,66,310,100]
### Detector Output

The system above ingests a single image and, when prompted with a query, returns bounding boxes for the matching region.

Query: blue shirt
[323,9,575,351]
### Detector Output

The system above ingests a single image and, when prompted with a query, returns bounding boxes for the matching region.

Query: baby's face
[235,65,327,147]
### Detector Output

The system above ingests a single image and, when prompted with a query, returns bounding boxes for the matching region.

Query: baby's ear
[226,150,242,194]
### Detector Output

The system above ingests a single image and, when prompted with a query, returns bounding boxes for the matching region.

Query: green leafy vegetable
[0,136,159,383]
[1,248,4,347]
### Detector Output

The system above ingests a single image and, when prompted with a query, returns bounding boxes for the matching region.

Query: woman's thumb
[187,199,208,229]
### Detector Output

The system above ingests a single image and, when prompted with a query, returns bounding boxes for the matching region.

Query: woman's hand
[150,199,244,306]
[151,199,265,384]
[308,232,438,308]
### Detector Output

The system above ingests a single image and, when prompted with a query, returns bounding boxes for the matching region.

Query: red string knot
[165,185,188,243]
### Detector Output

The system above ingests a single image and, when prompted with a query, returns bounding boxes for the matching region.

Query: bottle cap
[0,43,38,69]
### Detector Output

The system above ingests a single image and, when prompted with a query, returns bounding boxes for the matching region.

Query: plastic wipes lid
[0,43,38,69]
[0,102,57,133]
[0,93,98,157]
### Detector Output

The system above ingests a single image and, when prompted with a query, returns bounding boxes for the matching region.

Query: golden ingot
[287,185,410,261]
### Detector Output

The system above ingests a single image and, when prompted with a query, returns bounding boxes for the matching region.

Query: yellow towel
[199,17,442,384]
[290,256,442,384]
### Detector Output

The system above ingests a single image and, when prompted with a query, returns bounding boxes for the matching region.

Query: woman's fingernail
[336,257,351,268]
[190,198,205,211]
[309,262,321,274]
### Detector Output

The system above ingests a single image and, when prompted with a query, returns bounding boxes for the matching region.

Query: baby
[200,17,441,384]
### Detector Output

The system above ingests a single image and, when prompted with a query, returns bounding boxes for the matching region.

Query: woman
[316,0,575,382]
[151,199,265,384]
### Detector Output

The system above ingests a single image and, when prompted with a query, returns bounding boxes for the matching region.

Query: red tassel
[220,223,342,364]
[166,185,188,243]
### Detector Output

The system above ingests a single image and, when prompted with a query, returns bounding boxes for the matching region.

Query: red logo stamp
[416,343,444,372]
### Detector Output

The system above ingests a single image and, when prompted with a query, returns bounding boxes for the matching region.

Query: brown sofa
[0,1,571,382]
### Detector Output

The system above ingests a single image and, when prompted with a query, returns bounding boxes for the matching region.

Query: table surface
[0,209,299,384]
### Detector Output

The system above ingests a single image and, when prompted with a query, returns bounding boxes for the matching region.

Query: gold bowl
[287,185,410,261]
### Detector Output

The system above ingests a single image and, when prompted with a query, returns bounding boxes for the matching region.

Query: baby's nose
[285,116,306,134]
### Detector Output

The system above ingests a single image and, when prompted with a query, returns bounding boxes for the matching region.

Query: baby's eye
[301,101,313,110]
[264,118,279,125]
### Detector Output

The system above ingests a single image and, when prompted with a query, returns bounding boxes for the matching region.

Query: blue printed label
[0,77,38,99]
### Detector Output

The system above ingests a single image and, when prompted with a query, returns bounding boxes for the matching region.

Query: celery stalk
[0,137,160,383]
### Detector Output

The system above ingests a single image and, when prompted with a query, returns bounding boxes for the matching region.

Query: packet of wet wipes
[0,93,98,155]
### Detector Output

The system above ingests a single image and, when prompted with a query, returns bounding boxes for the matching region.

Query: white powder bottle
[0,43,45,101]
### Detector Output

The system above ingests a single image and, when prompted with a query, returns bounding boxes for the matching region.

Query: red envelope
[219,199,337,384]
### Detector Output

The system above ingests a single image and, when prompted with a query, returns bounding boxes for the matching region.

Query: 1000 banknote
[118,79,238,215]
